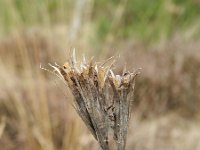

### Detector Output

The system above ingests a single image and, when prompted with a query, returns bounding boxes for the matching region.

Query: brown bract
[49,49,140,150]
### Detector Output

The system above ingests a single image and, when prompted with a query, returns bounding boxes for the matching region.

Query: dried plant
[44,49,139,150]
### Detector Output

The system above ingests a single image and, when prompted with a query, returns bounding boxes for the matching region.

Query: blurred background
[0,0,200,150]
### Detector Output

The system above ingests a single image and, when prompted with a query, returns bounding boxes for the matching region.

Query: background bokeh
[0,0,200,150]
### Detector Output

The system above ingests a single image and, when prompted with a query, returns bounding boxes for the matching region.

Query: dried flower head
[43,49,140,150]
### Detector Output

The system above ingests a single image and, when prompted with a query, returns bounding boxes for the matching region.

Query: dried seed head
[46,49,139,150]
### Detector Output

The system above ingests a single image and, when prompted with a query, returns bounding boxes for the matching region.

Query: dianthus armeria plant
[41,49,140,150]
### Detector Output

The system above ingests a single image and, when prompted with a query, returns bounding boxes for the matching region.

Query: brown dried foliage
[47,50,139,150]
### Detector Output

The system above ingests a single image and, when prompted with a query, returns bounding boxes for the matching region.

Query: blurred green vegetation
[95,0,200,42]
[0,0,200,42]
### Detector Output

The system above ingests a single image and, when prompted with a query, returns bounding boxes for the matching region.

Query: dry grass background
[0,28,200,150]
[0,0,200,149]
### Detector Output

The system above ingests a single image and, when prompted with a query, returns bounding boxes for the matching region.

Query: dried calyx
[47,49,140,150]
